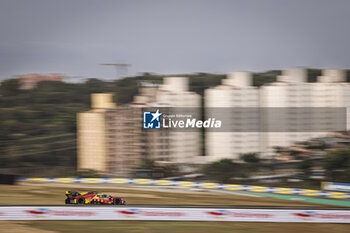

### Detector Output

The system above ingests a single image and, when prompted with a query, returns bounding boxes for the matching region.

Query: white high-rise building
[157,77,201,167]
[260,68,314,156]
[133,77,202,169]
[260,68,350,157]
[205,68,350,162]
[205,72,260,162]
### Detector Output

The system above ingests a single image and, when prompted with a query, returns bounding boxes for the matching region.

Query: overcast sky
[1,0,350,81]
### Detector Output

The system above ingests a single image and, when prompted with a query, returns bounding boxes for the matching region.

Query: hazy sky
[1,0,350,81]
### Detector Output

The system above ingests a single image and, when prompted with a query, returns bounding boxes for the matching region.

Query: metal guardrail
[17,178,350,200]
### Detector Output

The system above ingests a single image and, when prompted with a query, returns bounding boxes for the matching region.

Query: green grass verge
[242,191,350,207]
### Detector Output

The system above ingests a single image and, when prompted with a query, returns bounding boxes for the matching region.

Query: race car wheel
[113,198,121,205]
[77,197,85,205]
[65,198,70,204]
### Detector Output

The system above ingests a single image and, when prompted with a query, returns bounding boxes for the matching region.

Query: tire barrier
[17,178,350,200]
[1,206,350,223]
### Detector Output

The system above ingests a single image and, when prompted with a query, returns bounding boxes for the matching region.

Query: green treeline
[0,69,348,175]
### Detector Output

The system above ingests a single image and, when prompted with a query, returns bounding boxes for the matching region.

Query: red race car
[65,190,127,205]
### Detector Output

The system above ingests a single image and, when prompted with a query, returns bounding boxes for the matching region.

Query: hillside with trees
[0,69,348,176]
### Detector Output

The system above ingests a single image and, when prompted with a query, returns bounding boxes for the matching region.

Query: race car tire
[65,198,71,204]
[77,197,85,205]
[113,198,121,205]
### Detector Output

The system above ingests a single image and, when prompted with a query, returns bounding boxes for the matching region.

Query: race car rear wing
[65,190,98,197]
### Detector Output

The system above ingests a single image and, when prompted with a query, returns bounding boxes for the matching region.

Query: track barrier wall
[1,206,350,222]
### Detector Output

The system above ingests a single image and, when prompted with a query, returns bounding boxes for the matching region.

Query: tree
[240,153,261,174]
[201,159,241,183]
[0,79,21,96]
[240,153,260,164]
[252,70,280,87]
[306,141,327,150]
[273,146,284,153]
[135,159,179,178]
[297,158,313,179]
[324,148,350,181]
[74,169,102,178]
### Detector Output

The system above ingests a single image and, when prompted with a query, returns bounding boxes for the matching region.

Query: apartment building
[19,74,64,89]
[260,68,350,157]
[78,70,349,171]
[133,77,202,170]
[78,77,202,176]
[157,78,201,167]
[204,72,260,162]
[131,85,172,164]
[77,93,141,177]
[205,68,350,161]
[105,108,142,175]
